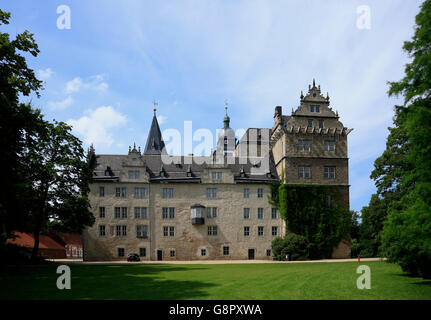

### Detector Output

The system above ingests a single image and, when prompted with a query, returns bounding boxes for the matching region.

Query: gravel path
[50,257,385,265]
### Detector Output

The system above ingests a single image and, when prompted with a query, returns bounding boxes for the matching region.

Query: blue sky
[2,0,423,212]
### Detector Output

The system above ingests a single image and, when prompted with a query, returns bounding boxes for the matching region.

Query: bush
[272,233,309,261]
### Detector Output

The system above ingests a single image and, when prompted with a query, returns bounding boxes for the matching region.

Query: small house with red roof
[7,232,66,259]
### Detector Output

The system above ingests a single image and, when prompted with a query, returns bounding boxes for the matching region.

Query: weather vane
[153,100,158,114]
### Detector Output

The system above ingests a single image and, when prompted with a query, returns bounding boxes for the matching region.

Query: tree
[0,9,43,250]
[376,0,431,278]
[358,194,388,257]
[23,120,94,260]
[271,233,309,261]
[0,10,95,261]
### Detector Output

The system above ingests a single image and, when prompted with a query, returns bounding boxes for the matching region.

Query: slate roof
[92,154,279,184]
[90,109,279,184]
[143,113,166,155]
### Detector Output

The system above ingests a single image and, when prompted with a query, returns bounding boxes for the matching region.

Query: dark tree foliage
[374,0,431,278]
[271,233,310,261]
[0,10,94,261]
[357,194,388,257]
[0,9,43,248]
[271,184,351,259]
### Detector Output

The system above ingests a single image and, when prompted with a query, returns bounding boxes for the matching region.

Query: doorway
[157,250,163,261]
[248,249,255,260]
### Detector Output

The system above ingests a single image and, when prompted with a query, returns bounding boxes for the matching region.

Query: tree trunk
[31,223,41,261]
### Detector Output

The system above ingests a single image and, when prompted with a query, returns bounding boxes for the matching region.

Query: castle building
[83,80,352,261]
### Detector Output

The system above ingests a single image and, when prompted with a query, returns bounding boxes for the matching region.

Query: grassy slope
[0,261,430,300]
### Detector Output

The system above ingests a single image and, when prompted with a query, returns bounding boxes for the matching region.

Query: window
[170,250,175,257]
[223,246,229,256]
[257,208,264,219]
[163,226,169,237]
[121,187,127,197]
[206,188,217,199]
[99,225,105,236]
[207,226,218,236]
[118,248,125,257]
[99,207,105,218]
[116,225,127,236]
[258,226,264,236]
[99,186,104,197]
[319,120,324,129]
[243,188,250,198]
[324,140,335,152]
[136,225,148,238]
[257,188,264,198]
[139,247,146,257]
[310,105,320,113]
[169,226,175,237]
[326,194,335,207]
[324,166,336,179]
[201,249,206,256]
[134,207,147,219]
[162,188,174,198]
[121,207,128,219]
[243,208,250,219]
[134,187,146,198]
[297,139,311,152]
[299,166,312,179]
[115,188,121,197]
[272,226,278,236]
[244,226,250,236]
[266,249,272,257]
[212,172,223,180]
[114,207,121,219]
[271,208,277,219]
[308,119,313,128]
[206,207,217,218]
[128,170,140,179]
[162,207,175,219]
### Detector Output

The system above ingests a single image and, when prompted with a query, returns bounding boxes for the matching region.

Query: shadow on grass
[391,273,431,286]
[0,263,218,300]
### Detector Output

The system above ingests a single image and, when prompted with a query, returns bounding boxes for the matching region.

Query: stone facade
[83,80,352,261]
[270,80,353,258]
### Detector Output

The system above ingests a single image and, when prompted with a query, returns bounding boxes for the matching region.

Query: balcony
[192,217,205,225]
[191,204,205,225]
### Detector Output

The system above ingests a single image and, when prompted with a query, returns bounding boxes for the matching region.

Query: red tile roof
[7,232,65,250]
[57,233,82,247]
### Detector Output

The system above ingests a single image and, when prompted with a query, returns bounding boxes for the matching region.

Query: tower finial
[313,78,315,87]
[224,99,229,115]
[153,100,158,115]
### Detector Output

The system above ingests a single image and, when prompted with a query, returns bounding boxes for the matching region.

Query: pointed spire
[300,90,304,100]
[223,100,230,129]
[313,78,315,87]
[144,104,166,155]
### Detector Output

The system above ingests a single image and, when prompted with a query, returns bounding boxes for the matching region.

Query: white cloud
[157,115,167,125]
[47,95,73,110]
[38,68,53,81]
[65,74,108,94]
[67,106,127,149]
[65,77,83,94]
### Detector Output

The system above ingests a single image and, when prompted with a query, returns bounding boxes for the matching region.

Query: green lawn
[1,261,431,300]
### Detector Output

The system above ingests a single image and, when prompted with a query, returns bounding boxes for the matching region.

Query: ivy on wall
[270,183,351,259]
